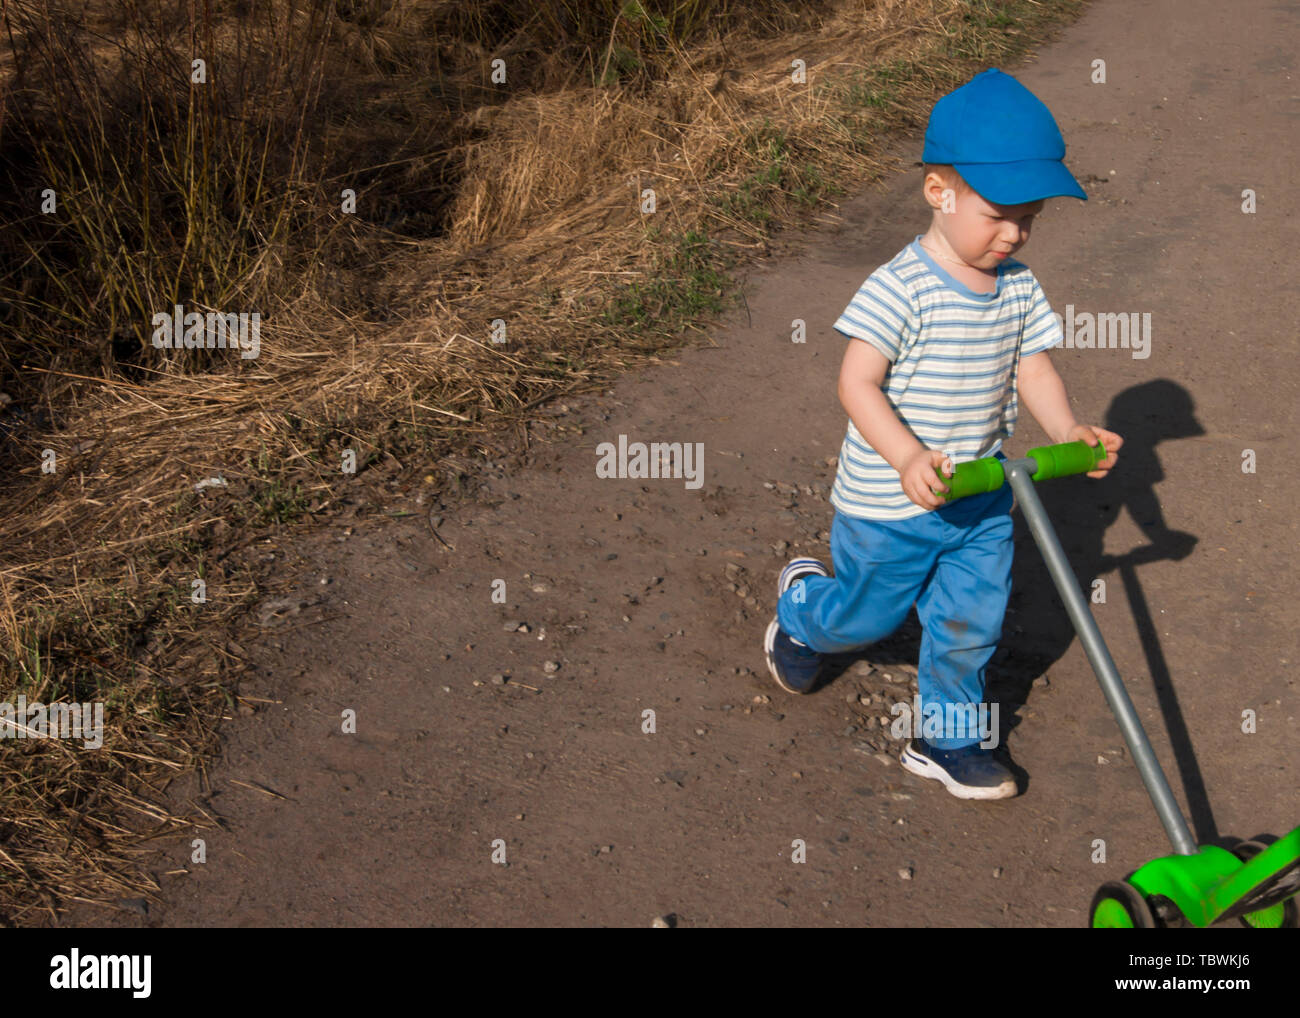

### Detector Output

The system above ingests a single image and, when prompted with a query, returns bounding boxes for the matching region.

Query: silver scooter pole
[1004,456,1198,857]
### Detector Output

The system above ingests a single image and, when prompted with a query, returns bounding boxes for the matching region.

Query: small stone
[651,915,673,928]
[850,661,876,677]
[491,673,507,686]
[1097,755,1108,764]
[898,867,913,880]
[845,691,858,704]
[543,660,561,674]
[753,695,770,704]
[116,898,149,916]
[1033,674,1050,688]
[993,867,1003,878]
[503,620,523,632]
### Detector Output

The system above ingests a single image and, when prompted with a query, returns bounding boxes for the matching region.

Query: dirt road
[69,0,1298,927]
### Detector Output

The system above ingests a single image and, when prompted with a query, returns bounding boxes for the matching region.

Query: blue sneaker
[899,738,1018,800]
[763,559,830,694]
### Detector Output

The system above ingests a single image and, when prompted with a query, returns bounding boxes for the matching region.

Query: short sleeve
[832,268,914,363]
[1020,271,1063,357]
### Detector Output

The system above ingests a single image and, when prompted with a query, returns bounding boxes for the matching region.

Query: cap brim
[954,159,1088,204]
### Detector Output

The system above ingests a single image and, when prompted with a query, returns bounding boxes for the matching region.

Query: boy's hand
[1064,424,1123,478]
[900,447,954,509]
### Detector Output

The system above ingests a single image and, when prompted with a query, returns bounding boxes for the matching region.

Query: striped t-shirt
[830,237,1063,521]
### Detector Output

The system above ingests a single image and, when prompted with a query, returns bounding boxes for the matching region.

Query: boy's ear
[922,170,957,211]
[922,170,943,205]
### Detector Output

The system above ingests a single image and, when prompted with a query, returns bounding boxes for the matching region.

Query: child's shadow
[992,379,1215,840]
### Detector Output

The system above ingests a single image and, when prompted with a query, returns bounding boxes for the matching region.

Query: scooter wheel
[1090,880,1157,928]
[1232,839,1299,929]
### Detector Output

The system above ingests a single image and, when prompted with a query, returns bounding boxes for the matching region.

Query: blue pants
[776,479,1013,750]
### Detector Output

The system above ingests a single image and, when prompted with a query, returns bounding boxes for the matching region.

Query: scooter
[937,440,1300,928]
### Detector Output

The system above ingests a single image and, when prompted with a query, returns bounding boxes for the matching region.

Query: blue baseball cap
[923,68,1086,205]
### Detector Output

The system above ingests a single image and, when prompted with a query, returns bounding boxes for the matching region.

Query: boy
[764,69,1122,800]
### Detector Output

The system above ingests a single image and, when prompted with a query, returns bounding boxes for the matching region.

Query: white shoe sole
[767,559,830,695]
[764,617,803,694]
[899,743,1017,800]
[777,557,829,596]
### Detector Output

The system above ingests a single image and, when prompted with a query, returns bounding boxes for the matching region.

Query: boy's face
[925,172,1045,270]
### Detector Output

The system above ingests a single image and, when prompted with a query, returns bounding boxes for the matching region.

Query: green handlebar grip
[1027,440,1106,481]
[939,456,1005,500]
[933,441,1106,502]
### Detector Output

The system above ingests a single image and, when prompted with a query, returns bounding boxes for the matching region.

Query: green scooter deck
[1128,822,1300,927]
[1211,833,1300,921]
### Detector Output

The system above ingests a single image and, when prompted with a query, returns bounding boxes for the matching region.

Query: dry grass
[0,0,1086,923]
